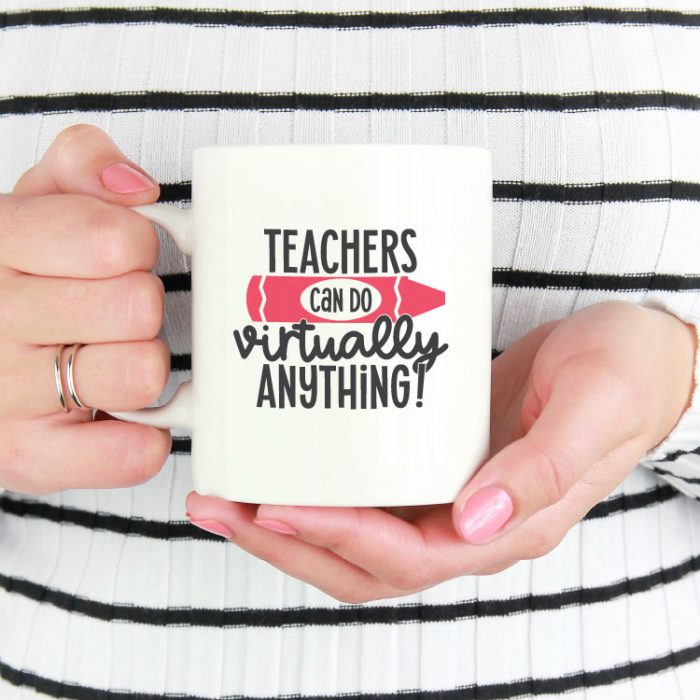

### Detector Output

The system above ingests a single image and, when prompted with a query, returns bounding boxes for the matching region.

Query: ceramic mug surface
[107,144,492,507]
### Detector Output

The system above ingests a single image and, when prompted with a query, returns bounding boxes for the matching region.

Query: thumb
[452,355,646,544]
[11,123,159,203]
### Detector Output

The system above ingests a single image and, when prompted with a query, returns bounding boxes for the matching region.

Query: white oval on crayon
[300,278,382,321]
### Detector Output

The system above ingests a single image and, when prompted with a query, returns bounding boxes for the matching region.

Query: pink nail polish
[190,519,234,539]
[100,163,155,193]
[253,518,298,535]
[458,486,514,543]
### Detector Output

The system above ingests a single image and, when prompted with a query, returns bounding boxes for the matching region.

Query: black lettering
[299,229,319,273]
[232,326,258,359]
[309,287,320,312]
[256,364,276,407]
[359,364,368,409]
[283,229,297,273]
[234,316,447,371]
[350,287,360,312]
[391,365,410,407]
[318,366,336,408]
[299,366,317,408]
[320,229,339,273]
[363,230,378,273]
[338,366,356,409]
[400,229,417,272]
[332,287,343,312]
[360,288,371,312]
[341,229,359,274]
[371,365,388,408]
[371,315,395,361]
[265,227,417,274]
[381,229,400,273]
[264,229,281,273]
[278,365,295,408]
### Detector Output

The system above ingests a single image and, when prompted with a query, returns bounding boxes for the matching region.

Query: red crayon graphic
[246,275,445,323]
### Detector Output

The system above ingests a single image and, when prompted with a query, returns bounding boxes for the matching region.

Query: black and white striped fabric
[1,1,700,697]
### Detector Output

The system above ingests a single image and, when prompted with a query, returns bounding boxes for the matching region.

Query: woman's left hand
[185,300,697,604]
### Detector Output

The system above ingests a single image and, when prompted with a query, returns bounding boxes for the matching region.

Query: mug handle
[104,204,194,431]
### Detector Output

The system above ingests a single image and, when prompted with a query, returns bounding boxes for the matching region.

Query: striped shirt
[1,1,700,697]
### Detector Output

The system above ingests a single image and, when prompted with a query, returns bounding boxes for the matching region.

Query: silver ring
[53,344,68,412]
[66,343,91,411]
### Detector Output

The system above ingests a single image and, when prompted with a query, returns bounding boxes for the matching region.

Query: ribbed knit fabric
[1,1,700,698]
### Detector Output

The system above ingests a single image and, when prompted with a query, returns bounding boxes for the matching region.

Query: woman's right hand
[0,124,173,495]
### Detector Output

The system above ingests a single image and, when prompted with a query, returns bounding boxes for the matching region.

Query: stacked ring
[54,343,92,412]
[53,344,68,412]
[66,344,91,410]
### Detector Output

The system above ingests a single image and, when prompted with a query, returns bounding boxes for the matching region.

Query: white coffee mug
[107,144,492,507]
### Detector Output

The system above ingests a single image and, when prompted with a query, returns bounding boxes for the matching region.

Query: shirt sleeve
[637,294,700,499]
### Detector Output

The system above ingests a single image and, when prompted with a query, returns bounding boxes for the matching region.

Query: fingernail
[189,518,234,539]
[458,486,514,543]
[100,163,155,193]
[253,518,298,535]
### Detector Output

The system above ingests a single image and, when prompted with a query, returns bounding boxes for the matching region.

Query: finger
[184,494,394,605]
[0,270,164,344]
[187,494,466,592]
[0,339,170,419]
[489,319,561,455]
[417,440,645,569]
[451,354,645,545]
[450,440,648,568]
[189,443,650,597]
[510,437,650,559]
[11,123,159,204]
[187,494,565,593]
[2,416,171,494]
[208,497,517,588]
[0,194,159,277]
